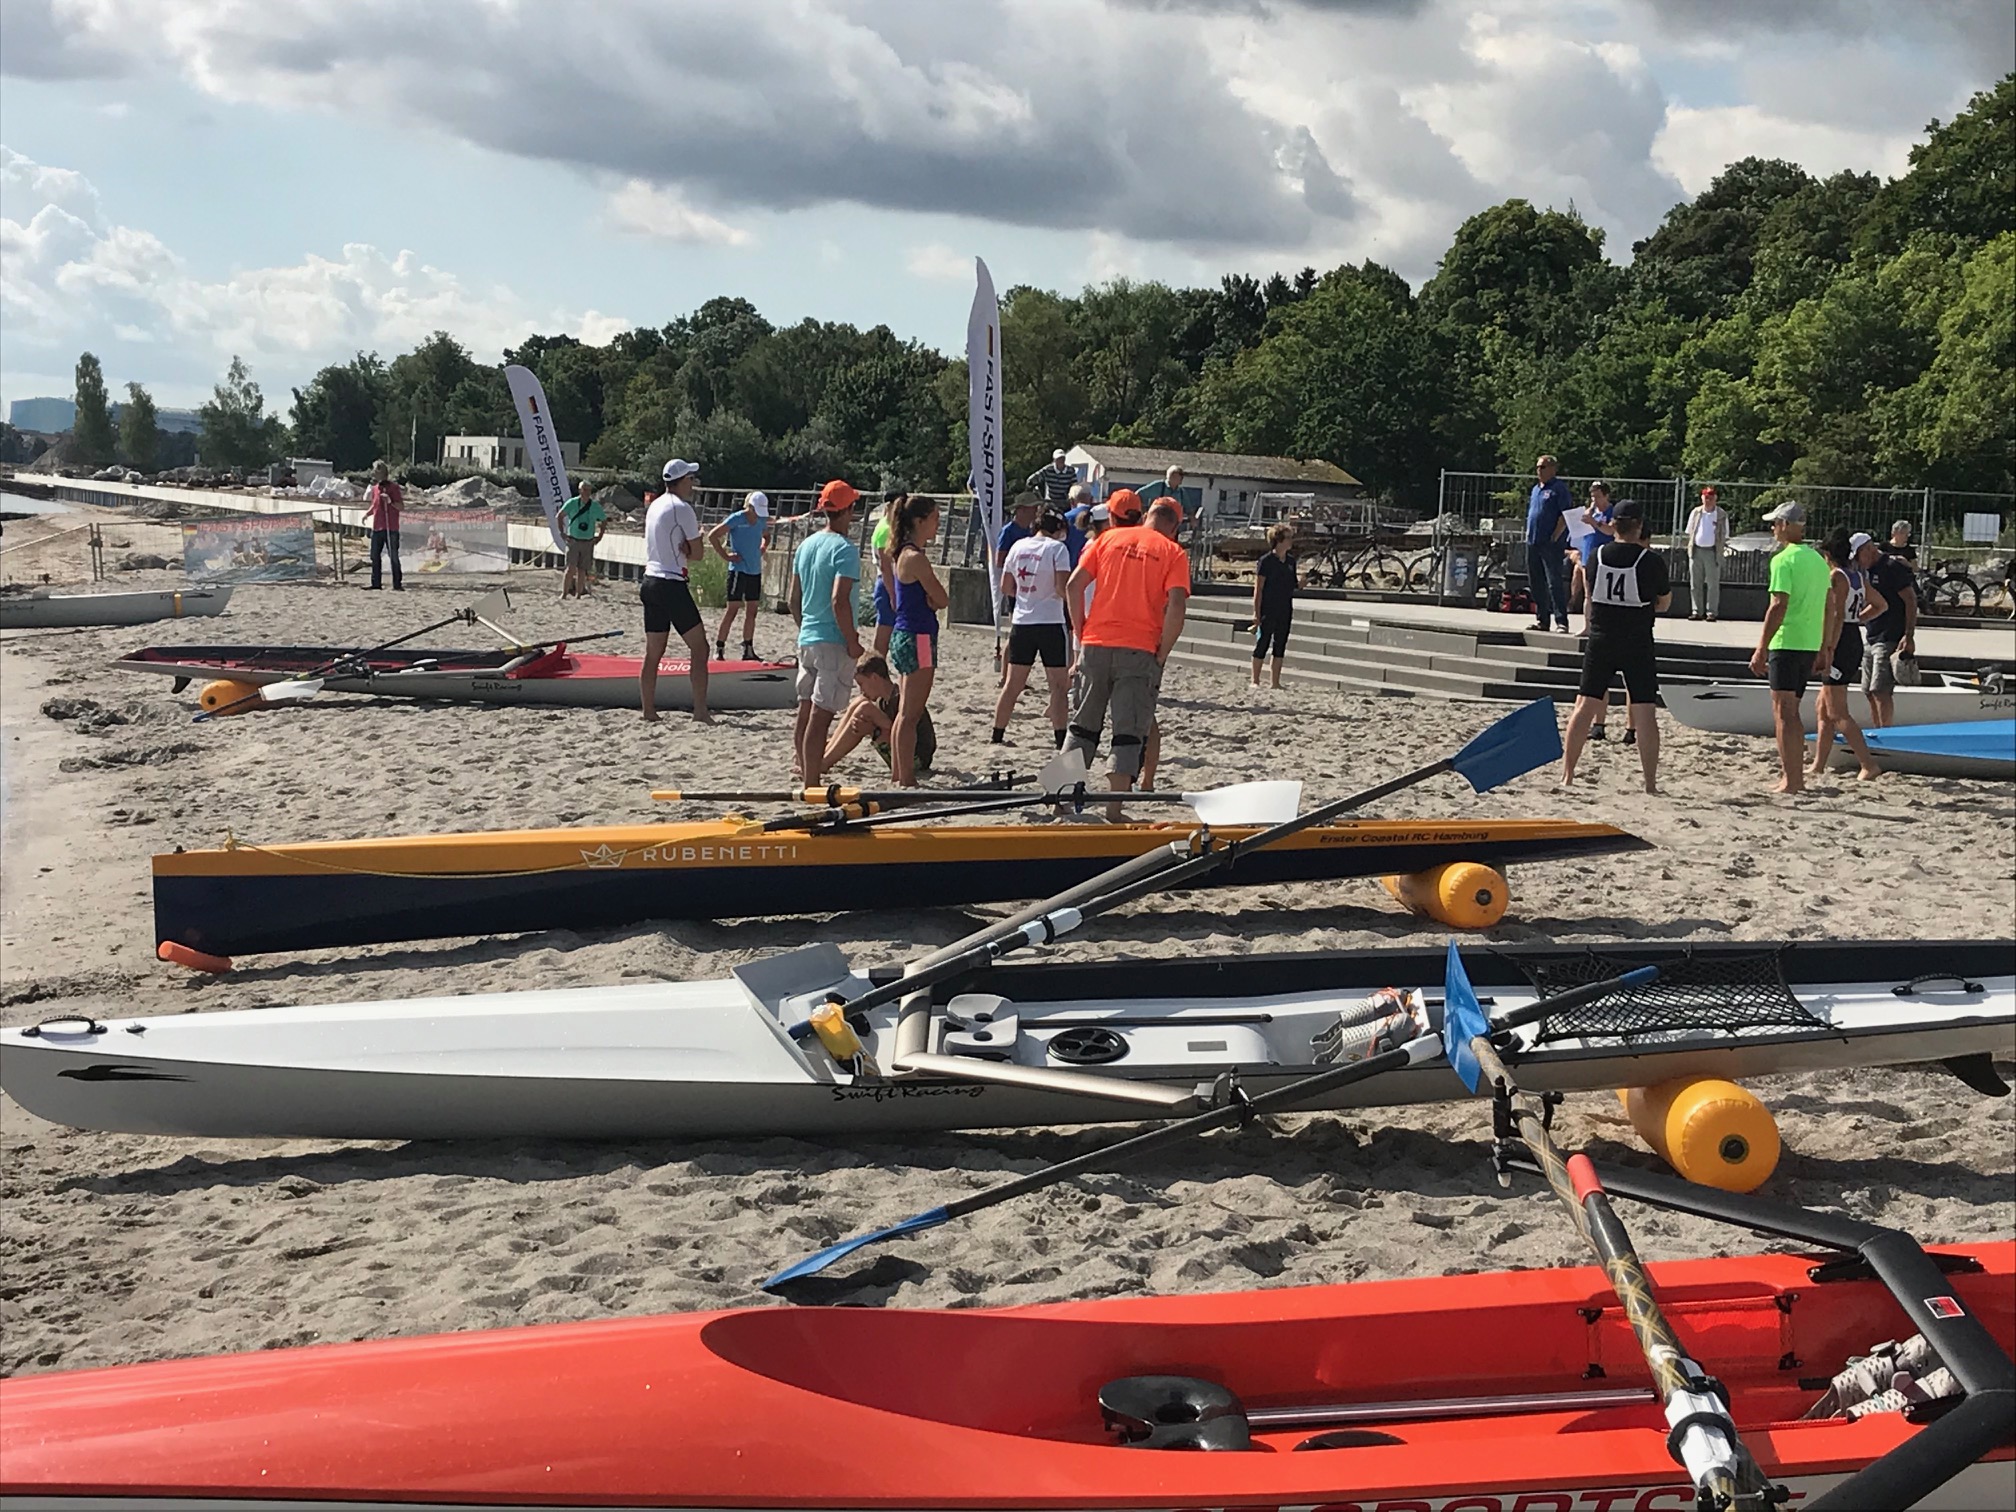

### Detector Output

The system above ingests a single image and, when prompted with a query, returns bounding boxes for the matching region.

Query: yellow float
[1380,861,1508,929]
[1620,1077,1781,1192]
[196,679,264,717]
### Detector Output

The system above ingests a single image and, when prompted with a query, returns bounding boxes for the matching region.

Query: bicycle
[1306,533,1411,592]
[1915,557,1982,615]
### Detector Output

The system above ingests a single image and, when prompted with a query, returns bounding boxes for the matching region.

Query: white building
[441,434,581,471]
[1062,444,1363,522]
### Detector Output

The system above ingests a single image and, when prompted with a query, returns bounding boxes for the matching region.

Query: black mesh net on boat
[1507,947,1826,1045]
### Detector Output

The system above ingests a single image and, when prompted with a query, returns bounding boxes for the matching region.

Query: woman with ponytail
[889,494,949,785]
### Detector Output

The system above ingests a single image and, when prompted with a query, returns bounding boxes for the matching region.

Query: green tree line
[64,75,2015,504]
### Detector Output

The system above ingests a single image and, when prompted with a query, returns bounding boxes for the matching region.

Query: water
[0,489,71,517]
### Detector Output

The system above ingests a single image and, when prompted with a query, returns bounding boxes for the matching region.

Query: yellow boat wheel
[1380,862,1508,929]
[196,679,264,717]
[1620,1077,1781,1193]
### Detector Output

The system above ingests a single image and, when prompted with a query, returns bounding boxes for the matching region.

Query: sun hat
[1106,488,1145,524]
[745,490,769,518]
[662,458,700,482]
[1762,500,1805,524]
[817,479,861,513]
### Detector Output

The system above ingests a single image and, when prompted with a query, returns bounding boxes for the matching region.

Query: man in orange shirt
[1064,490,1190,799]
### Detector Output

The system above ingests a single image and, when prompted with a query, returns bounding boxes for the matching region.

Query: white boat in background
[0,584,232,630]
[2,939,2009,1142]
[1665,678,2013,737]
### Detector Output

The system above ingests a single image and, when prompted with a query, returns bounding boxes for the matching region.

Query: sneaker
[1590,726,1607,742]
[1623,727,1638,746]
[714,642,727,662]
[1689,613,1703,621]
[741,644,756,662]
[1529,620,1549,632]
[1555,622,1571,634]
[1705,615,1718,623]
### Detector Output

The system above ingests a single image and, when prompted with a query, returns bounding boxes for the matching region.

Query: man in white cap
[1748,500,1828,793]
[707,489,771,664]
[640,458,710,724]
[1026,448,1077,508]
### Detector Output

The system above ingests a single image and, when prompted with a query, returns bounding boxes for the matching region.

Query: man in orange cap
[790,479,866,786]
[1064,490,1189,806]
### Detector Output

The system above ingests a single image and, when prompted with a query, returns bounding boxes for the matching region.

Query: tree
[1859,74,2015,255]
[1875,232,2016,491]
[291,354,387,470]
[69,352,115,465]
[198,355,286,469]
[118,382,159,472]
[1628,157,1815,321]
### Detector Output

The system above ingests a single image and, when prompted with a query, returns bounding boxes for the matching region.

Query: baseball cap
[1089,504,1111,524]
[1052,447,1067,461]
[1611,498,1644,524]
[1762,500,1805,524]
[817,479,861,513]
[1107,488,1145,523]
[745,490,769,518]
[1849,531,1874,554]
[662,458,700,482]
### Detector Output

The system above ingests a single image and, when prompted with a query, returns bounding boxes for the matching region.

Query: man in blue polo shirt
[1525,453,1573,634]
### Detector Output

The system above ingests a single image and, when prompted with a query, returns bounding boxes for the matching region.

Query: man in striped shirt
[1025,448,1077,506]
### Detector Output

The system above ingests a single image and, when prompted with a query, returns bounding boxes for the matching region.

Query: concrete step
[1174,626,1573,703]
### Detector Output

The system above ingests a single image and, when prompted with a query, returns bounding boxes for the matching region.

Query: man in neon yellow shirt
[1748,500,1831,794]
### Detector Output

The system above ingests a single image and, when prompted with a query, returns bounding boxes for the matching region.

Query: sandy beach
[2,522,2012,1378]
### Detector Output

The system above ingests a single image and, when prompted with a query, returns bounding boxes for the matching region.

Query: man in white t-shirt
[992,508,1074,747]
[1684,484,1728,621]
[640,458,711,723]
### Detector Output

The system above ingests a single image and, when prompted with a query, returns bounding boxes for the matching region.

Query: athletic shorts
[889,629,937,678]
[1066,644,1162,779]
[565,537,596,573]
[1008,622,1067,668]
[725,569,762,602]
[1579,636,1658,703]
[1862,641,1899,694]
[872,579,896,626]
[1253,615,1290,661]
[1768,647,1816,697]
[1827,626,1863,686]
[796,641,854,714]
[640,575,700,636]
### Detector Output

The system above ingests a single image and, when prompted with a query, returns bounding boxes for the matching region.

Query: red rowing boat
[114,641,797,710]
[5,1239,2008,1507]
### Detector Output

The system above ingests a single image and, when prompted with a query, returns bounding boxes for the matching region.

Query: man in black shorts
[1561,499,1670,793]
[639,458,711,723]
[992,509,1073,746]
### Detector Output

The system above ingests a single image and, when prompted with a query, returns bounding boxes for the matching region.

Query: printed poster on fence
[403,509,510,574]
[181,513,317,583]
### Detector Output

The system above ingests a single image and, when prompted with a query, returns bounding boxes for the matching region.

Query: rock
[118,552,172,570]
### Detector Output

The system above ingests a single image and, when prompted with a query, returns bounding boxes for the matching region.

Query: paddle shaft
[194,611,476,720]
[1469,1037,1774,1506]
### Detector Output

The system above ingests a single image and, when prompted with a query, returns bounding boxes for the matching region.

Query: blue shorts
[872,579,896,627]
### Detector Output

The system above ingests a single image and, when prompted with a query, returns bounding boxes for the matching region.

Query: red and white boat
[114,641,797,711]
[4,1214,2008,1508]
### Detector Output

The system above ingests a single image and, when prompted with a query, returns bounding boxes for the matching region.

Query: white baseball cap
[1848,531,1874,554]
[745,490,769,518]
[662,458,700,482]
[1052,447,1066,461]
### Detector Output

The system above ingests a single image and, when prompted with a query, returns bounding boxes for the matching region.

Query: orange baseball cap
[817,479,861,513]
[1107,488,1144,522]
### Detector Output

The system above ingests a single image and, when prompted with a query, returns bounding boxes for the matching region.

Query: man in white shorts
[789,479,864,787]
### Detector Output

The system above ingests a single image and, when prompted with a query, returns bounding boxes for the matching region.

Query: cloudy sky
[2,0,2010,412]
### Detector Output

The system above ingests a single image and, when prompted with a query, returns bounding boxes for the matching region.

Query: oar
[764,957,1652,1291]
[804,697,1562,1032]
[748,778,1307,834]
[1442,945,1777,1508]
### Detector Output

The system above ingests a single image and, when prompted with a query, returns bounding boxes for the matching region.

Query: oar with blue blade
[766,947,1651,1292]
[800,698,1569,1035]
[1447,947,1776,1507]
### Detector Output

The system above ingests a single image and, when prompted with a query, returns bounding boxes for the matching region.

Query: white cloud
[0,146,626,398]
[1651,106,1915,199]
[604,179,752,248]
[903,243,974,282]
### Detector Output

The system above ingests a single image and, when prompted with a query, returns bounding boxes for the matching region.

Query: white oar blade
[1182,780,1302,826]
[259,678,325,704]
[1036,745,1091,794]
[468,587,514,622]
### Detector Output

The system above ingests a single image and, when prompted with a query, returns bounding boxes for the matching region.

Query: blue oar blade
[1441,941,1489,1094]
[763,1205,952,1292]
[1450,698,1562,794]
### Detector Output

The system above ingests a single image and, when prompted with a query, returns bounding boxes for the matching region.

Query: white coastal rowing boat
[3,941,2008,1141]
[1664,679,2013,737]
[0,584,232,630]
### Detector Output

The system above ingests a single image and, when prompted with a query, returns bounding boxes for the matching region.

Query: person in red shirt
[362,459,404,591]
[1064,490,1189,803]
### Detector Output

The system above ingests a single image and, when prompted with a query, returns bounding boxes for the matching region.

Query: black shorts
[725,569,762,603]
[1767,647,1815,696]
[1826,626,1862,686]
[1253,615,1290,660]
[1579,636,1658,703]
[640,575,701,636]
[1007,621,1067,668]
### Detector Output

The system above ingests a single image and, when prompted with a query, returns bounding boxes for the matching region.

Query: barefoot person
[639,459,710,724]
[889,494,949,786]
[1064,491,1190,811]
[823,654,937,776]
[1250,522,1296,688]
[1561,499,1669,794]
[1748,501,1830,794]
[1813,529,1885,781]
[993,508,1072,748]
[707,490,770,662]
[789,480,865,788]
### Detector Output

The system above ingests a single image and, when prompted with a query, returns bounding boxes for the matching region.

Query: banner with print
[181,513,317,583]
[504,363,573,553]
[965,257,1005,618]
[402,509,511,574]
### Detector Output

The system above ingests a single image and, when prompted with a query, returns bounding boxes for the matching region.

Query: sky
[2,0,2011,413]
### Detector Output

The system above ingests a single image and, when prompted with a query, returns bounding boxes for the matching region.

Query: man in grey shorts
[1854,533,1917,726]
[1064,491,1190,809]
